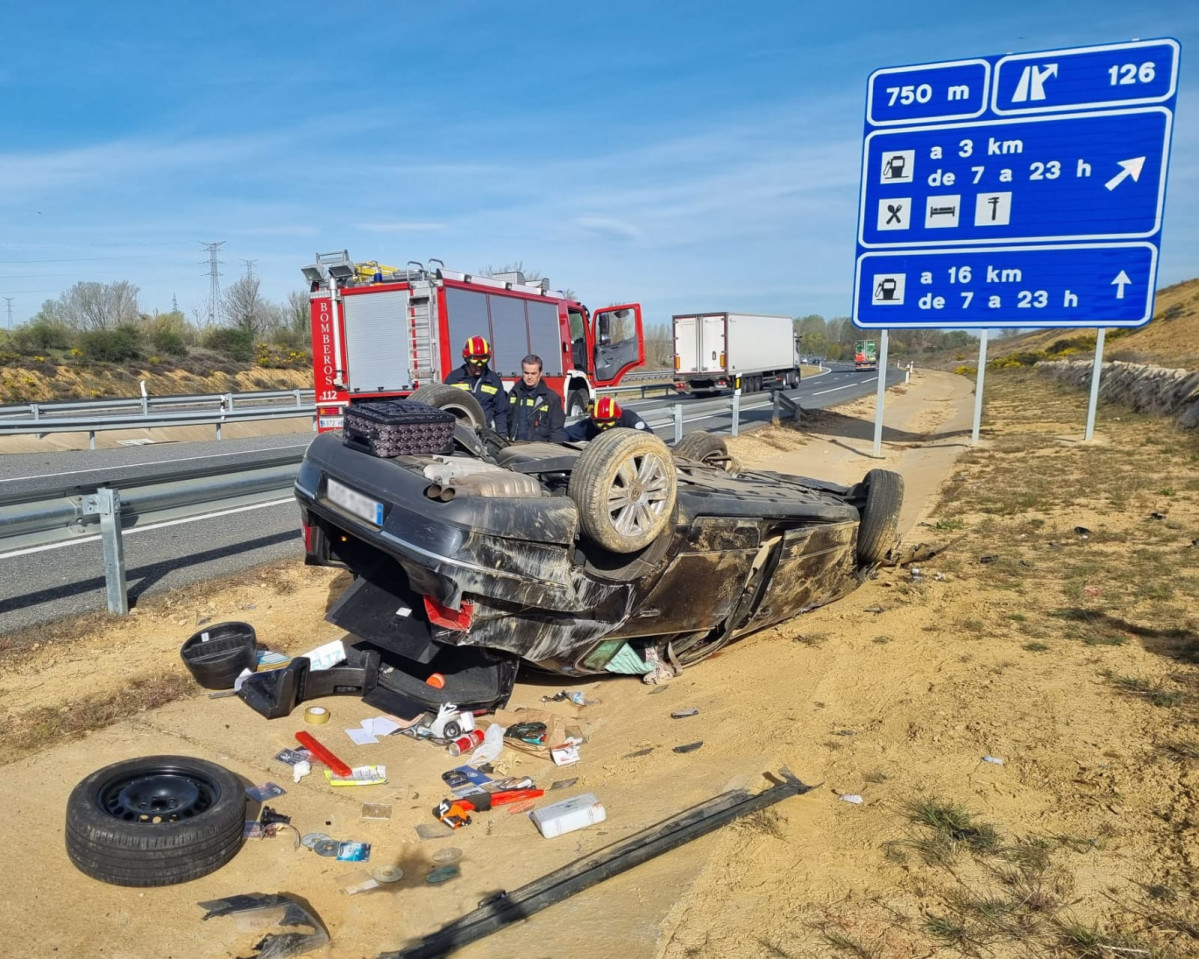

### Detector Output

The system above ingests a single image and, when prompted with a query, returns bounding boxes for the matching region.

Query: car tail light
[424,594,474,631]
[301,518,314,554]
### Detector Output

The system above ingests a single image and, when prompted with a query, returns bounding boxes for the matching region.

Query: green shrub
[77,325,143,362]
[12,320,72,353]
[202,326,254,362]
[149,327,188,356]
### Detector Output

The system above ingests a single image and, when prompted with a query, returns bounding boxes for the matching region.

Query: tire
[673,431,737,473]
[856,468,904,565]
[409,383,487,429]
[65,756,246,887]
[568,429,677,553]
[566,389,590,418]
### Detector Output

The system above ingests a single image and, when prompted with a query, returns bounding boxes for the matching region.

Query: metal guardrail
[0,388,800,616]
[0,388,314,419]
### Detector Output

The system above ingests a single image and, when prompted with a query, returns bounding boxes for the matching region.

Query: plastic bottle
[531,793,607,838]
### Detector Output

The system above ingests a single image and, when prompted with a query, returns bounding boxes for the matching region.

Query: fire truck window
[528,301,564,376]
[568,309,588,373]
[487,294,528,377]
[445,288,491,371]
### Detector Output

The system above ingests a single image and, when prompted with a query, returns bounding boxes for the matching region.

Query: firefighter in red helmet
[444,335,508,434]
[564,395,649,442]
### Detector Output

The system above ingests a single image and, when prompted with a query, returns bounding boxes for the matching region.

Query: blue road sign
[854,243,1156,329]
[853,38,1178,330]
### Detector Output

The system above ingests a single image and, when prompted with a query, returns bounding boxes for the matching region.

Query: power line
[241,259,258,279]
[200,241,225,327]
[2,297,13,330]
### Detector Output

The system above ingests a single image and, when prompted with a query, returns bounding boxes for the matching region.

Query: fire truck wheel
[856,468,904,565]
[409,384,487,429]
[569,429,677,553]
[566,389,590,418]
[672,431,738,473]
[65,756,246,887]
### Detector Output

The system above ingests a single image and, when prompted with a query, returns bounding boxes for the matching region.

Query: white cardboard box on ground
[530,793,606,838]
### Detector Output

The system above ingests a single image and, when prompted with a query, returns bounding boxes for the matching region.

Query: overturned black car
[239,391,903,721]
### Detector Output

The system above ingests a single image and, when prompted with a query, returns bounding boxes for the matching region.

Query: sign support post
[1084,328,1107,441]
[871,329,889,457]
[971,330,989,445]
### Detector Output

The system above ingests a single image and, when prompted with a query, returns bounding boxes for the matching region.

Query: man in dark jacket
[507,354,566,442]
[444,335,508,434]
[564,395,649,442]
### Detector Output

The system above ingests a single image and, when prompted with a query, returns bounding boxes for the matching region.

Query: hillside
[989,276,1199,369]
[0,358,311,406]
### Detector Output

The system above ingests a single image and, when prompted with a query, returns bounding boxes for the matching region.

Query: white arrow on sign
[1105,157,1146,192]
[1112,270,1132,299]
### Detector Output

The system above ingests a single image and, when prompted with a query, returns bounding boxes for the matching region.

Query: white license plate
[319,416,344,429]
[326,478,384,526]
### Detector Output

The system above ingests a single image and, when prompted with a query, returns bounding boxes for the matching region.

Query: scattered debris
[432,847,462,864]
[260,806,291,826]
[426,865,460,884]
[198,893,329,959]
[839,794,864,804]
[325,765,387,787]
[414,822,455,841]
[246,783,286,802]
[982,755,1005,765]
[673,741,704,754]
[274,748,311,766]
[550,778,579,791]
[1074,526,1091,539]
[863,605,885,614]
[336,841,371,862]
[1150,511,1167,521]
[542,690,591,706]
[372,864,405,883]
[379,771,814,958]
[978,555,998,564]
[624,747,654,758]
[671,708,699,719]
[361,803,392,821]
[531,793,607,838]
[301,832,331,849]
[292,761,311,784]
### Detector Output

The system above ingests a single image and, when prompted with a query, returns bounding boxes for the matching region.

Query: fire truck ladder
[409,284,438,383]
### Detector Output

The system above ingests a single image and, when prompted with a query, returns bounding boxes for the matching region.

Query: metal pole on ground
[731,380,741,437]
[1084,328,1107,442]
[971,329,989,445]
[673,404,683,444]
[871,330,889,458]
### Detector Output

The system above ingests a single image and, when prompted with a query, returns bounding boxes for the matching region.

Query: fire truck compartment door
[592,304,644,385]
[343,289,413,393]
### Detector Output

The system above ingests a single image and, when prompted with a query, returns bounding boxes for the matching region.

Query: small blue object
[983,755,1005,765]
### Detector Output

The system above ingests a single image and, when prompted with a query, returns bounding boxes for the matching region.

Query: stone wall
[1037,359,1199,429]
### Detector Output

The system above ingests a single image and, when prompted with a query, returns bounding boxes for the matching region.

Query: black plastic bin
[343,399,455,457]
[180,622,257,690]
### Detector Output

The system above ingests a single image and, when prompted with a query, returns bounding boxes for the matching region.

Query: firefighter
[507,354,566,443]
[564,396,649,442]
[444,336,508,434]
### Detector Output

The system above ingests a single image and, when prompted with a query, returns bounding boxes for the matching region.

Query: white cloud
[353,221,449,233]
[575,216,641,240]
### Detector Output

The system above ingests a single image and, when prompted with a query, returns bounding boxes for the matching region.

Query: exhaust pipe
[438,486,456,502]
[425,484,443,500]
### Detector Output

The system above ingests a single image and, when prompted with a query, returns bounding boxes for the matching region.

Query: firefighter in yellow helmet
[443,336,508,434]
[564,396,649,442]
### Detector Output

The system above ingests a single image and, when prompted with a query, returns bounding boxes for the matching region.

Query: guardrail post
[731,389,741,437]
[673,404,683,444]
[294,389,302,407]
[89,431,96,451]
[771,390,781,426]
[84,488,129,615]
[225,392,234,411]
[216,421,223,441]
[31,403,40,421]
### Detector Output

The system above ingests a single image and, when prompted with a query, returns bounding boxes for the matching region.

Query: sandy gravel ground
[2,368,1196,959]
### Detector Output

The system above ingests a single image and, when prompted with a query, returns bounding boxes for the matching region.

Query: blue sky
[2,0,1196,329]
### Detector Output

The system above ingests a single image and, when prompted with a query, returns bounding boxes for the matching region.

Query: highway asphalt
[0,364,902,634]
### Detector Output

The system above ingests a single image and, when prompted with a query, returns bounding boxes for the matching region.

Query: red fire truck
[303,252,645,430]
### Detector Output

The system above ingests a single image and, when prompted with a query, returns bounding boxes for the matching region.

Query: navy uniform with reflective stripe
[507,380,566,442]
[444,363,509,434]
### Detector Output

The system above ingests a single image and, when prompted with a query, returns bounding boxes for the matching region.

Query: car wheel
[66,755,246,887]
[409,383,487,429]
[672,431,738,473]
[857,468,904,565]
[569,429,677,553]
[566,389,590,418]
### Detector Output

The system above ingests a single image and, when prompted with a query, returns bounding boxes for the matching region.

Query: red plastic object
[295,730,352,777]
[423,595,473,631]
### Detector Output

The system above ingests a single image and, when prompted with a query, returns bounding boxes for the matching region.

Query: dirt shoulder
[2,369,1196,959]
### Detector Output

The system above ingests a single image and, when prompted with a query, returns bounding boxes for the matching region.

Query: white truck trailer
[672,312,800,395]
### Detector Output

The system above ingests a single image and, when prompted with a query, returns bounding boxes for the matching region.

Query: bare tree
[37,280,140,330]
[286,290,310,334]
[222,275,272,338]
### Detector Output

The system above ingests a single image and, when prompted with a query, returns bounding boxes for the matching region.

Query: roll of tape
[304,706,330,725]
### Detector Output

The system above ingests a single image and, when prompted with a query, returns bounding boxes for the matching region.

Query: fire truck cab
[303,252,645,430]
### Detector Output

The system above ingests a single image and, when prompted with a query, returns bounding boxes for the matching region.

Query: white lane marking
[0,497,296,560]
[812,379,875,396]
[0,445,310,485]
